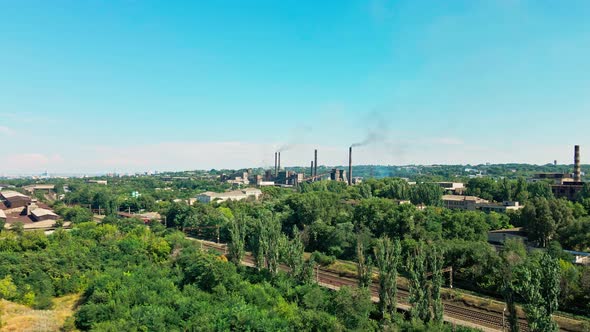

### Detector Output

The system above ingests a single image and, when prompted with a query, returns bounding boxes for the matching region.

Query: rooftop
[30,208,58,218]
[0,190,30,199]
[442,195,486,202]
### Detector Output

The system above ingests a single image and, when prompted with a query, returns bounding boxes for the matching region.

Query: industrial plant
[219,147,362,188]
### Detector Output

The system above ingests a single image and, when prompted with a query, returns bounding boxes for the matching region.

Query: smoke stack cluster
[348,146,352,186]
[574,145,581,182]
[278,152,281,171]
[310,160,314,177]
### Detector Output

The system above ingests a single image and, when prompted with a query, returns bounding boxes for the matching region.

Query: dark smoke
[351,111,388,147]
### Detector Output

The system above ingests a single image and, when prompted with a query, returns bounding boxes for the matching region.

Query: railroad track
[198,240,534,332]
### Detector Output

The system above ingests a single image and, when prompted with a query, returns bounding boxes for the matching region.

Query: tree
[500,238,527,332]
[429,246,444,325]
[522,197,556,247]
[253,214,283,276]
[373,236,401,321]
[410,183,443,206]
[12,221,25,236]
[227,214,246,265]
[282,226,306,282]
[356,234,373,289]
[407,242,430,322]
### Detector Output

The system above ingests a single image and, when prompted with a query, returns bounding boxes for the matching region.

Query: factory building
[30,208,59,222]
[549,145,585,200]
[443,194,523,213]
[196,188,263,204]
[443,195,489,211]
[0,191,32,210]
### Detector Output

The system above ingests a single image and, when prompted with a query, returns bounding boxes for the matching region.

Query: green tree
[429,246,444,325]
[500,238,527,332]
[407,242,430,322]
[373,236,401,321]
[227,214,246,265]
[356,234,373,289]
[282,226,306,282]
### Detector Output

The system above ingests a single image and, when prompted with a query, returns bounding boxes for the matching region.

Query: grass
[0,293,81,332]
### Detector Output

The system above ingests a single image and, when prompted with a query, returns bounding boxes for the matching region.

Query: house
[0,209,6,223]
[196,188,263,204]
[30,208,59,222]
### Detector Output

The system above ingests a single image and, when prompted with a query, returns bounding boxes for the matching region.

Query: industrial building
[196,188,263,204]
[434,182,465,195]
[442,194,523,213]
[539,145,586,200]
[30,208,59,222]
[23,184,55,194]
[0,191,32,210]
[443,195,489,211]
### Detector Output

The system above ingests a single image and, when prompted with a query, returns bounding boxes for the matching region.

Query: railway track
[198,240,534,332]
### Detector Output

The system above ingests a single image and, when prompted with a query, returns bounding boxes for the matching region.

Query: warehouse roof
[30,208,58,218]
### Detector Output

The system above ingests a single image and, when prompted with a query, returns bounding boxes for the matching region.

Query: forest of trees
[2,170,590,330]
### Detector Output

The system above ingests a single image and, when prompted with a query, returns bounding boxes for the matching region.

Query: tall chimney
[574,145,581,182]
[310,161,314,178]
[314,149,318,179]
[274,152,278,177]
[278,152,281,172]
[348,146,353,186]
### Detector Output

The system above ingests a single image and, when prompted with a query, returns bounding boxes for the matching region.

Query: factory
[260,146,360,187]
[532,145,586,200]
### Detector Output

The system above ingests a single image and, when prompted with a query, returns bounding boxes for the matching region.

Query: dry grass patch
[0,293,81,332]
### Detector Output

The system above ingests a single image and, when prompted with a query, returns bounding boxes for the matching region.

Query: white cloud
[0,126,15,136]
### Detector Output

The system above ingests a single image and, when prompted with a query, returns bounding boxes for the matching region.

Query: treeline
[158,179,590,317]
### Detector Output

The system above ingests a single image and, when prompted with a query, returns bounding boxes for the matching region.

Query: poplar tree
[373,236,401,321]
[407,243,430,322]
[429,246,444,325]
[356,235,373,289]
[227,214,246,265]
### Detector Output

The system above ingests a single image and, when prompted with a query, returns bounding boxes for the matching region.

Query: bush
[311,251,336,266]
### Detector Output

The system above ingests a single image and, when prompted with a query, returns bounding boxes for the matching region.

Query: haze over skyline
[1,1,589,174]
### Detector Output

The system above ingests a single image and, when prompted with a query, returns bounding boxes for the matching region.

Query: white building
[196,188,263,204]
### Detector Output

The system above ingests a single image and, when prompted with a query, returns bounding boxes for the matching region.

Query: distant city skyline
[1,1,589,173]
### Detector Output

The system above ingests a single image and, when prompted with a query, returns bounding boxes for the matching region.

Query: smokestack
[278,152,281,172]
[574,145,581,182]
[314,149,318,179]
[348,146,352,186]
[274,152,278,177]
[310,161,314,178]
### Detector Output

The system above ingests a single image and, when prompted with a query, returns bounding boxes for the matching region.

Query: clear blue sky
[1,0,589,174]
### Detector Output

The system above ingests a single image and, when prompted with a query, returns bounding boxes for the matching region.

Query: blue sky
[1,0,589,174]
